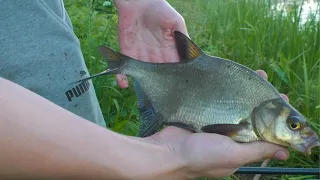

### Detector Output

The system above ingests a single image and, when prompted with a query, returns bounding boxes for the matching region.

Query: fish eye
[290,122,300,129]
[287,116,302,130]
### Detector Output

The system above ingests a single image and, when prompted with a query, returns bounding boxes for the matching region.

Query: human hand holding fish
[73,30,320,177]
[115,0,189,88]
[71,0,320,179]
[142,125,289,179]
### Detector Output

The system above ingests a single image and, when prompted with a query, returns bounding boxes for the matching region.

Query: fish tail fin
[69,69,116,84]
[133,80,163,137]
[98,45,130,71]
[70,46,131,84]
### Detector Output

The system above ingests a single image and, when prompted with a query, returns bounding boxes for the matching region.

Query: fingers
[116,74,129,88]
[233,142,289,166]
[281,94,289,102]
[256,70,268,80]
[154,0,189,38]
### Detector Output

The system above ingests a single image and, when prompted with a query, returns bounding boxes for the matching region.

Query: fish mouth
[291,134,320,155]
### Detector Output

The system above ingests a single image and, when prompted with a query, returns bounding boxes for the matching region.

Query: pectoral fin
[201,124,248,137]
[134,81,163,137]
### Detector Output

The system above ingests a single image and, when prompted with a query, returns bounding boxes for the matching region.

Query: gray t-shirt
[0,0,106,127]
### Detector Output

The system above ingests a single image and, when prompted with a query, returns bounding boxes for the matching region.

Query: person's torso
[0,0,106,127]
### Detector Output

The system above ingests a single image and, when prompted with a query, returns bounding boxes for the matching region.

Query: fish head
[251,98,320,155]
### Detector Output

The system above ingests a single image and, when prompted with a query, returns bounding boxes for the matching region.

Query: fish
[72,31,320,155]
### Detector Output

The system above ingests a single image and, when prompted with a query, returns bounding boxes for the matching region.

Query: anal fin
[134,81,163,137]
[138,114,163,137]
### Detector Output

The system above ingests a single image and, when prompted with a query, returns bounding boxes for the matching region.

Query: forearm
[0,77,187,180]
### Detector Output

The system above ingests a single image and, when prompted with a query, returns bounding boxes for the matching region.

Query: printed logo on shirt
[65,80,90,102]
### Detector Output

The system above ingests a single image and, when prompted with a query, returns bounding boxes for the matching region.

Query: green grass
[64,0,319,179]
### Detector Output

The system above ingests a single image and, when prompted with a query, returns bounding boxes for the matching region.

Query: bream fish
[73,31,320,155]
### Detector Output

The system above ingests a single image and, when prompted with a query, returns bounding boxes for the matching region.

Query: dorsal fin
[174,31,204,61]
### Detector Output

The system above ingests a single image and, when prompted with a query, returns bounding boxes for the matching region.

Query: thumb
[233,141,289,166]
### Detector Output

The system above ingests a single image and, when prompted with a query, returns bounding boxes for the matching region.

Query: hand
[143,70,290,179]
[146,126,289,179]
[115,0,188,88]
[146,128,289,178]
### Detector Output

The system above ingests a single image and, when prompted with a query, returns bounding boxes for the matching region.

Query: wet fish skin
[72,31,320,154]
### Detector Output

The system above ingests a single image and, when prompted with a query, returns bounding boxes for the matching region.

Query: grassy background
[64,0,319,179]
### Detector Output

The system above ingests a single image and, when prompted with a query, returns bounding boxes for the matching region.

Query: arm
[0,77,188,180]
[0,76,288,180]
